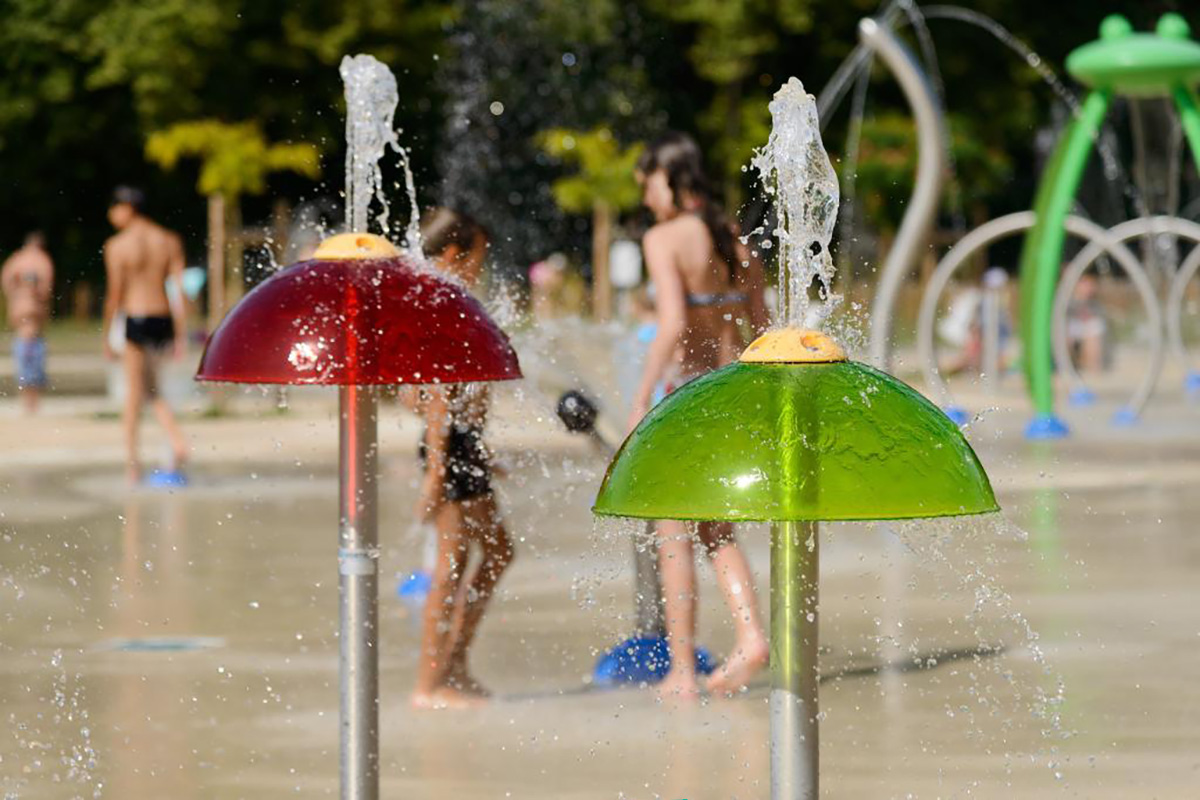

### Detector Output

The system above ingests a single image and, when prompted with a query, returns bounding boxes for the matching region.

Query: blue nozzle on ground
[943,405,970,426]
[144,469,188,489]
[397,570,432,605]
[1025,414,1070,440]
[1068,387,1097,407]
[1111,406,1139,427]
[592,635,715,687]
[1185,371,1200,394]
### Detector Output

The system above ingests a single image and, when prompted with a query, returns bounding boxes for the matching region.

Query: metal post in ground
[338,385,380,800]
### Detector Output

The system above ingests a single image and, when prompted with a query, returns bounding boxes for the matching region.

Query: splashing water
[751,78,840,328]
[339,55,422,249]
[888,515,1072,780]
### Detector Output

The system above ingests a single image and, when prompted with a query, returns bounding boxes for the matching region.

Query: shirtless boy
[101,187,189,483]
[1,232,55,414]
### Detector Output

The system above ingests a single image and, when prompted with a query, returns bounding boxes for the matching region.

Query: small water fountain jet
[751,78,840,329]
[195,54,521,800]
[593,79,998,800]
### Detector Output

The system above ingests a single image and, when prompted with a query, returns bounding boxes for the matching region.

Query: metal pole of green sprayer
[770,379,820,799]
[771,520,819,798]
[339,384,380,800]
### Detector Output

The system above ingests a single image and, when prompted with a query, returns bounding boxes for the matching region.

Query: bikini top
[686,290,748,308]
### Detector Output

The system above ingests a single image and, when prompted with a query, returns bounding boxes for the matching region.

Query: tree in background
[646,0,813,209]
[146,121,320,330]
[434,0,663,279]
[0,0,447,298]
[0,0,1178,315]
[852,112,1011,280]
[537,128,643,319]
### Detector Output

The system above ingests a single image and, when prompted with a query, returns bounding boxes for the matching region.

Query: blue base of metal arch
[1025,414,1069,440]
[592,635,715,687]
[942,405,970,425]
[1111,406,1139,427]
[1068,387,1097,407]
[144,469,188,489]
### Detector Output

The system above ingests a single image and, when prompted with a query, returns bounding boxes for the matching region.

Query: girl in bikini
[630,132,771,700]
[410,208,515,710]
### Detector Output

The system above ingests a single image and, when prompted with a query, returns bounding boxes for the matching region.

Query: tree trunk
[226,200,245,308]
[272,199,292,264]
[207,193,226,335]
[592,200,614,321]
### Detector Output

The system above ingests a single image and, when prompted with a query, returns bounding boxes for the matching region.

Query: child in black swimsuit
[410,209,515,710]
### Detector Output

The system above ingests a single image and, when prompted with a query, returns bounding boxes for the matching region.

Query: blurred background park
[3,0,1191,352]
[6,3,1200,798]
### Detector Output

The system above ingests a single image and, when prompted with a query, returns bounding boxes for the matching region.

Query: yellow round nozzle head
[740,328,847,364]
[313,232,401,260]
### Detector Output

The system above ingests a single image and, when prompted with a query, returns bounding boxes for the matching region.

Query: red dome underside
[196,256,521,386]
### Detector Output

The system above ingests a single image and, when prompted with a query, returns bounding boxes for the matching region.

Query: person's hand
[414,475,443,523]
[626,395,651,434]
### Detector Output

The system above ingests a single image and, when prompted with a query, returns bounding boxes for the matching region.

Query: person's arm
[101,241,123,360]
[39,254,54,308]
[416,387,451,520]
[168,234,187,359]
[628,227,686,430]
[0,255,15,300]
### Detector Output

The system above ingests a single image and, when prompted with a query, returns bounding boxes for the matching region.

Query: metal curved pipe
[1052,216,1190,417]
[918,212,1036,408]
[917,213,1147,417]
[1167,239,1200,373]
[859,17,949,369]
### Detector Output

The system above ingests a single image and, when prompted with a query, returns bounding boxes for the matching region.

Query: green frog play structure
[910,12,1200,438]
[1019,12,1200,437]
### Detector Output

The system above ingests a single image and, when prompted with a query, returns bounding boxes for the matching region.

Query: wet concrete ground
[2,381,1199,799]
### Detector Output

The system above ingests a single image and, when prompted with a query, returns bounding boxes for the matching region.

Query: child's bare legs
[121,346,147,484]
[657,519,700,700]
[700,522,768,695]
[19,386,39,415]
[1080,331,1103,372]
[412,494,513,709]
[443,494,514,694]
[142,348,188,471]
[151,396,188,471]
[412,505,474,709]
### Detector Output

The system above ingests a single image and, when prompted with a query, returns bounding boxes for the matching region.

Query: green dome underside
[593,361,998,522]
[1067,34,1200,95]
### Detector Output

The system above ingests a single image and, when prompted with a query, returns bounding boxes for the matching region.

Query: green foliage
[82,0,235,125]
[536,128,644,214]
[0,0,1167,296]
[853,112,1012,231]
[649,0,813,85]
[647,0,814,194]
[698,89,773,190]
[280,0,452,66]
[146,120,320,198]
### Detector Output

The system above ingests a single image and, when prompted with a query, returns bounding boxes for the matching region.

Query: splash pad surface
[2,406,1200,798]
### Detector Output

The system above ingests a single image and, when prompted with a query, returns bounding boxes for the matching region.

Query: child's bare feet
[445,665,490,697]
[171,447,188,475]
[126,463,142,486]
[705,635,769,696]
[410,686,487,710]
[656,670,702,705]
